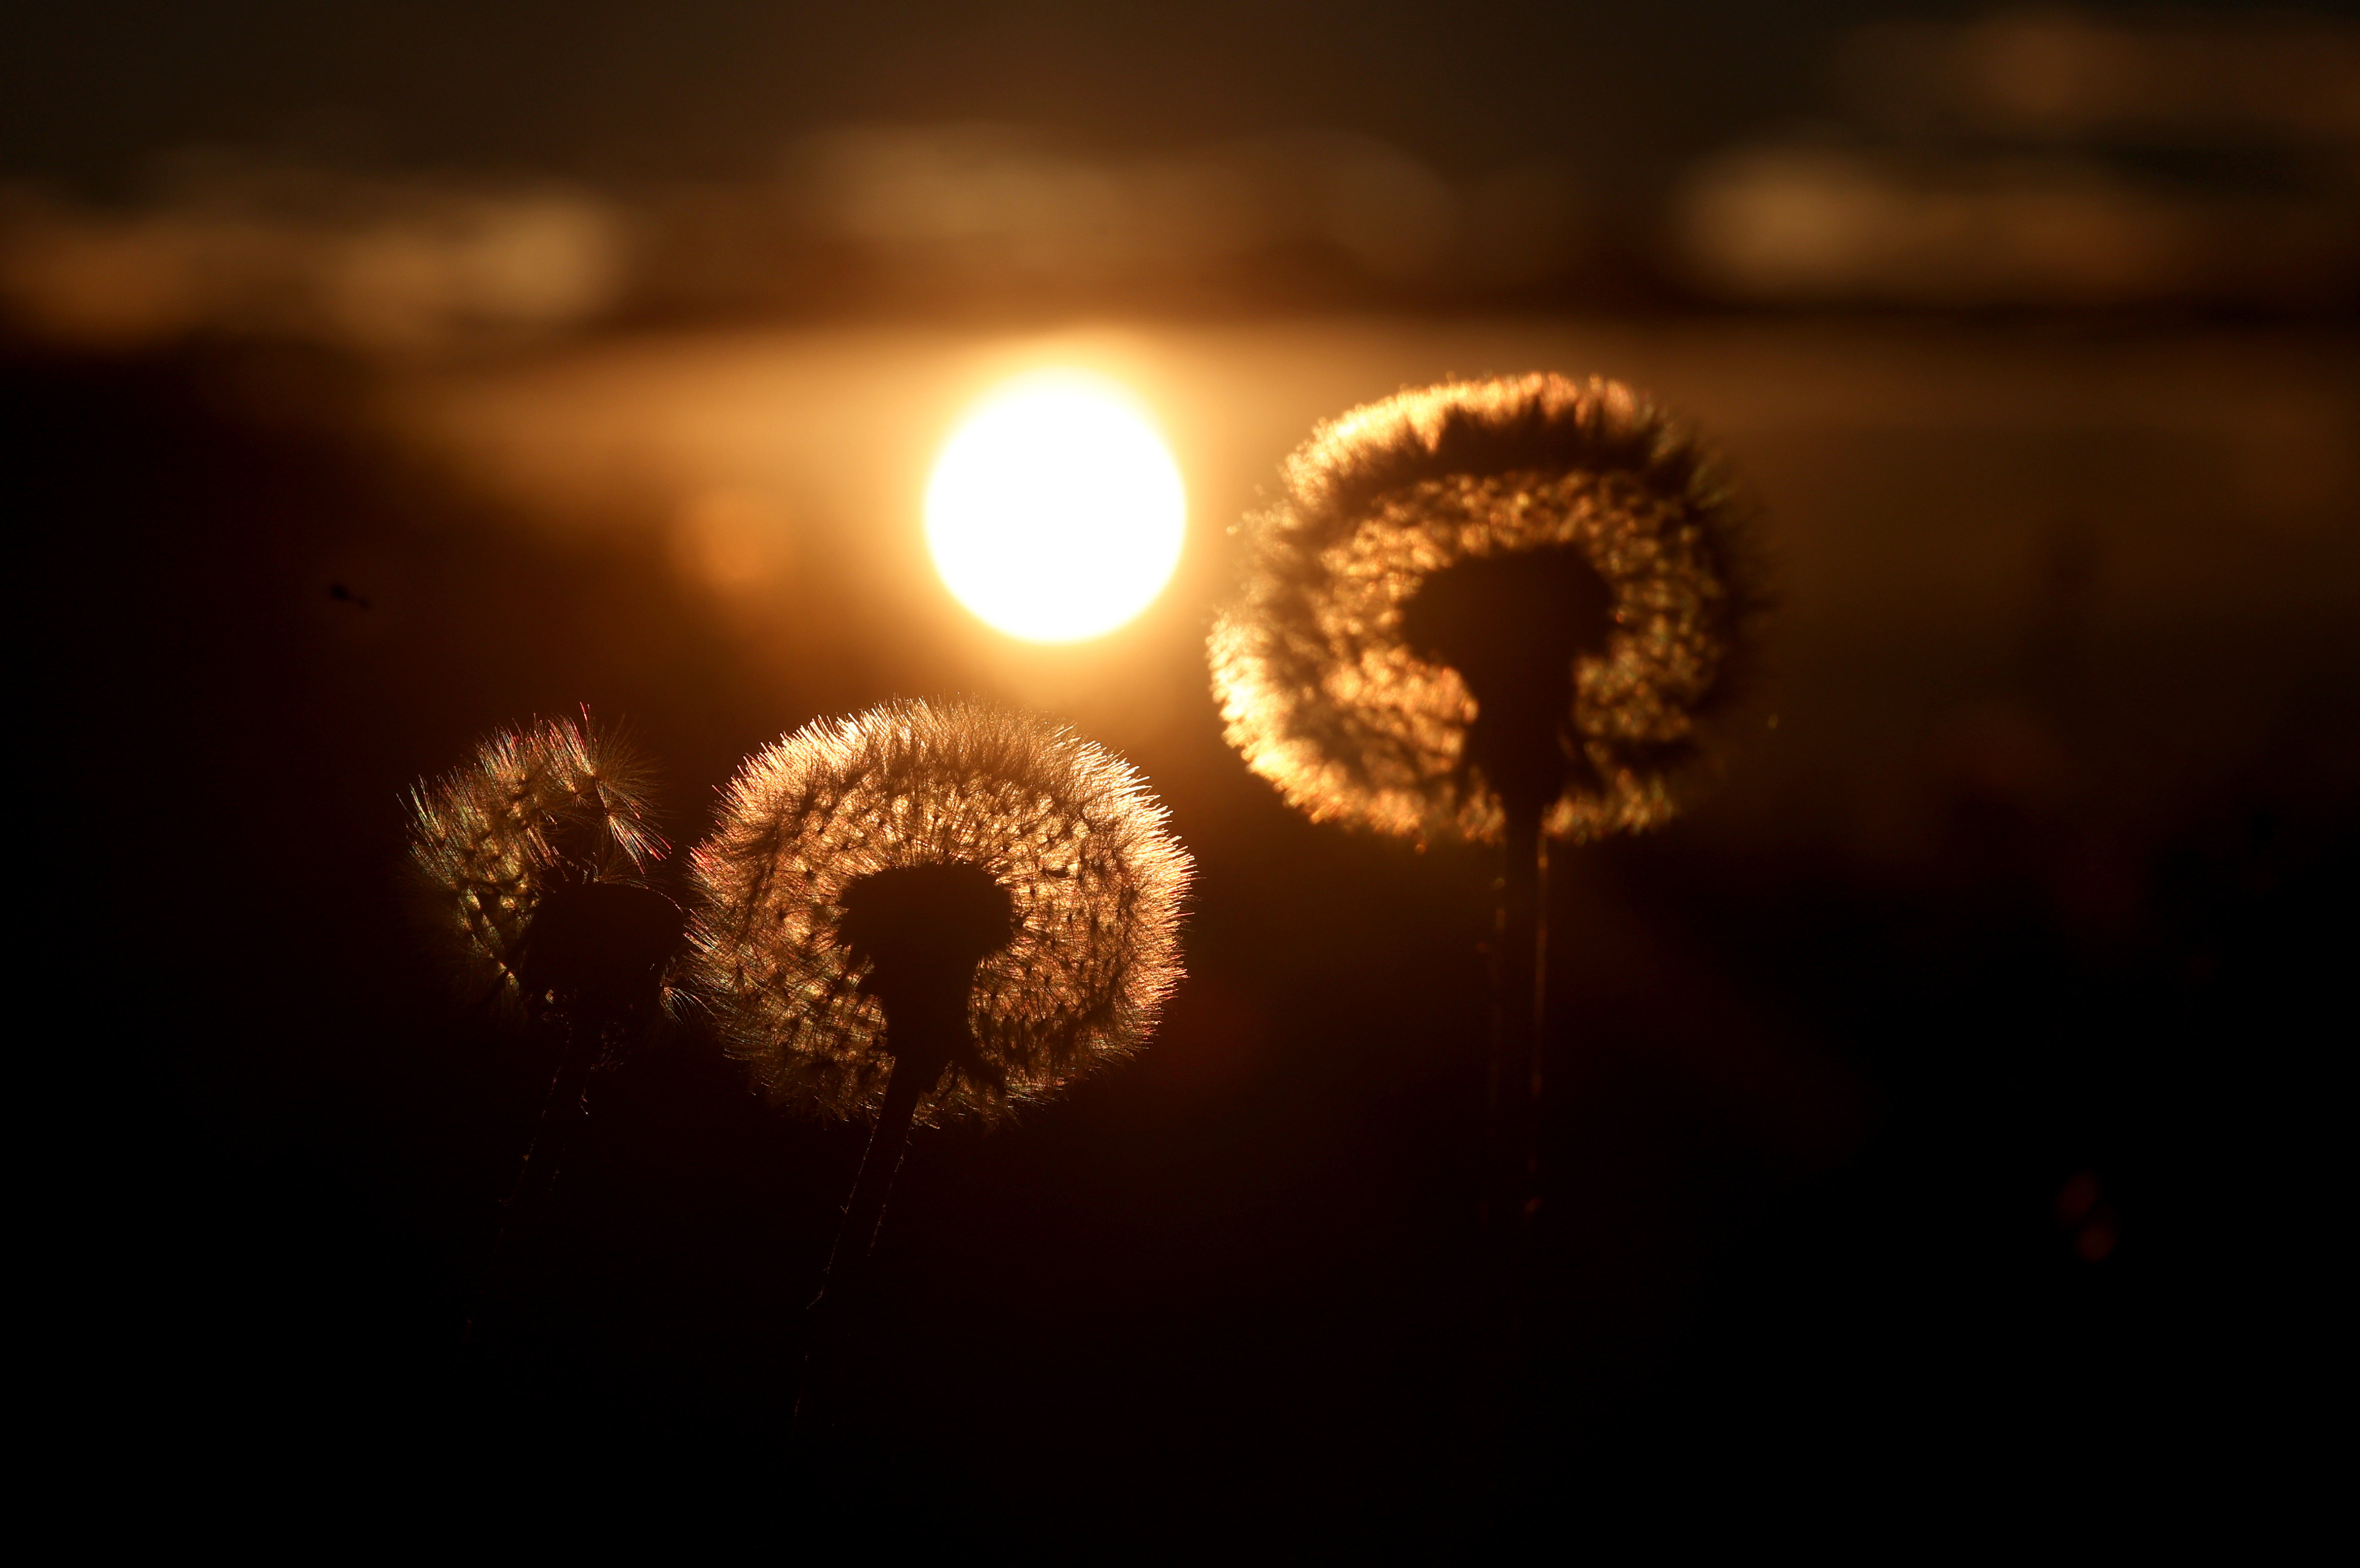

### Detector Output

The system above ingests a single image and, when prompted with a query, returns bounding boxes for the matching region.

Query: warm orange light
[925,373,1185,642]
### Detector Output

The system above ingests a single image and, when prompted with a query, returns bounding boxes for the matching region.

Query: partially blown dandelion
[1209,373,1763,845]
[409,713,680,1036]
[408,713,684,1341]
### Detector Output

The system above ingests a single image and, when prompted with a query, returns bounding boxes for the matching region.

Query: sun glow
[926,373,1186,643]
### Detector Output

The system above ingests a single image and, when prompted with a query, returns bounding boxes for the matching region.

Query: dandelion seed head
[407,714,675,1025]
[688,699,1193,1127]
[1209,373,1766,843]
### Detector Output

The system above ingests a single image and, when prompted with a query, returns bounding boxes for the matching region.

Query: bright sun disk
[926,373,1186,642]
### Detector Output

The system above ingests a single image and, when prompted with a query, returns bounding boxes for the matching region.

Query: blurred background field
[12,1,2353,1536]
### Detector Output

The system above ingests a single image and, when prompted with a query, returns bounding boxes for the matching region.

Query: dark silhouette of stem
[814,1051,929,1307]
[1400,543,1600,1237]
[790,858,1015,1433]
[465,1016,599,1348]
[1488,798,1548,1232]
[794,1029,953,1433]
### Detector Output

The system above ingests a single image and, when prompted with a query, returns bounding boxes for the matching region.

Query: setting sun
[925,373,1186,643]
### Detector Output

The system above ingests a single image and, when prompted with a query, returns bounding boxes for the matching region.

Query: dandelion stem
[465,1016,598,1348]
[816,1049,930,1304]
[795,1037,943,1433]
[1490,798,1548,1230]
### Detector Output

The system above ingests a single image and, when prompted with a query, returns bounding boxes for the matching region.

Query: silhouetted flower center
[1400,543,1616,814]
[515,879,685,1022]
[835,861,1017,1028]
[408,713,676,1041]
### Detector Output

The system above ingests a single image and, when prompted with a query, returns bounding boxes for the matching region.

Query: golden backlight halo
[925,371,1186,643]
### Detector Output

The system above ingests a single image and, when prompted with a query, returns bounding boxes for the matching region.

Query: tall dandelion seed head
[688,699,1192,1127]
[407,715,673,1022]
[1209,373,1767,844]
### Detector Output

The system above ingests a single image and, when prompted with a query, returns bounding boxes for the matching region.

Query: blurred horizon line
[5,8,2354,356]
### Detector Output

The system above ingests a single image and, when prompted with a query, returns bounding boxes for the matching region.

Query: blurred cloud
[780,125,1544,298]
[15,7,2353,343]
[1677,142,2356,307]
[1,128,1584,352]
[1837,9,2360,143]
[0,152,628,353]
[1676,8,2360,309]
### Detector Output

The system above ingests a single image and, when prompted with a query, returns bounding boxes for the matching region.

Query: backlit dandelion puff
[407,712,684,1345]
[689,698,1191,1131]
[691,700,1188,1420]
[1209,373,1765,846]
[408,713,677,1033]
[1209,373,1767,1231]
